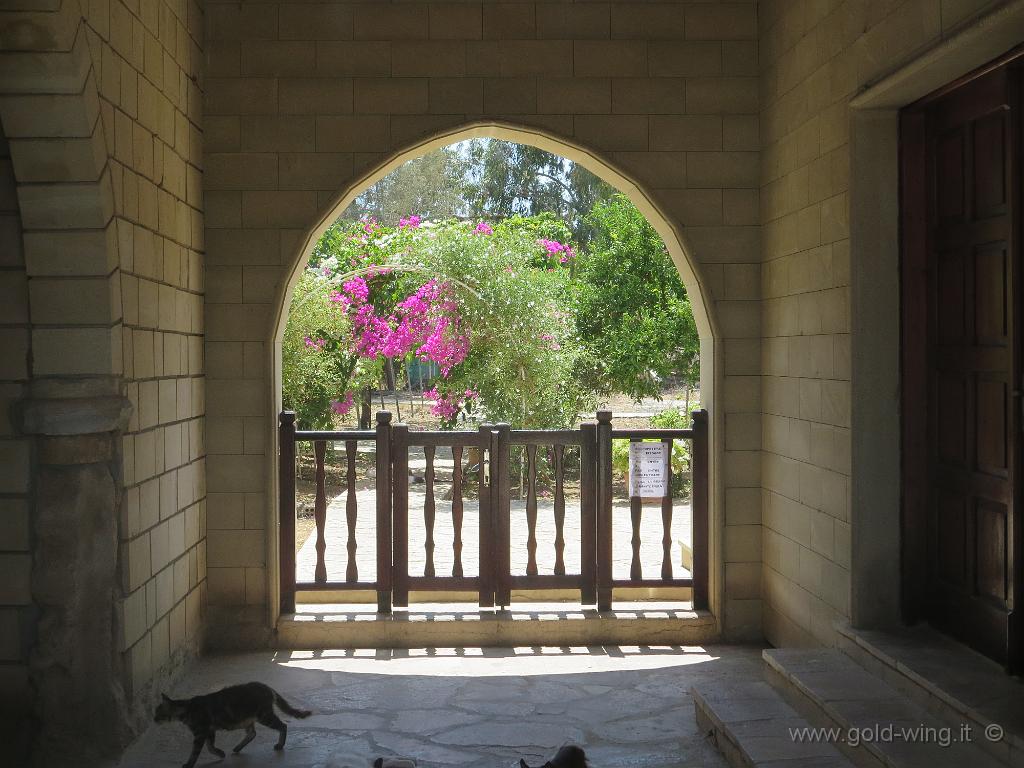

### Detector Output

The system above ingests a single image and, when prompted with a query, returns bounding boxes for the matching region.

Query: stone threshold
[836,622,1024,763]
[277,601,717,649]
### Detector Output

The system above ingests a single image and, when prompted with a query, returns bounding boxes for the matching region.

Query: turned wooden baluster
[526,443,539,576]
[314,440,327,583]
[345,439,358,582]
[661,438,673,581]
[451,445,464,577]
[629,438,643,581]
[553,444,566,576]
[424,445,436,578]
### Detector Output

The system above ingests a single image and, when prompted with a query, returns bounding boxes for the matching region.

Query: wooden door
[902,63,1021,669]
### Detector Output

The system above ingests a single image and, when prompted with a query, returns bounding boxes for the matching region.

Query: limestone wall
[0,0,206,760]
[92,0,208,707]
[202,0,763,640]
[0,117,32,757]
[758,0,1004,646]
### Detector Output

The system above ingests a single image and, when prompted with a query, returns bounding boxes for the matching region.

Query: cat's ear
[161,692,172,703]
[520,761,531,768]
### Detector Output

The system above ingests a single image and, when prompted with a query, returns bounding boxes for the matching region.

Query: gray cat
[154,681,311,768]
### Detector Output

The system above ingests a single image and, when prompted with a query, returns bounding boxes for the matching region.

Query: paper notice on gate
[629,441,668,498]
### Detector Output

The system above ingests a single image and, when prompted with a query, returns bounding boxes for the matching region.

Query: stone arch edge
[263,120,725,634]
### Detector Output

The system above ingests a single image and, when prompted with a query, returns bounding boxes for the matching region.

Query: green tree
[463,139,616,246]
[282,273,375,430]
[341,145,472,225]
[573,194,699,402]
[402,218,592,428]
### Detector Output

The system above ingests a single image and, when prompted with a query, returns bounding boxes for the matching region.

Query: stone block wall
[202,0,763,640]
[0,118,32,757]
[758,0,1003,647]
[94,0,208,705]
[0,0,207,760]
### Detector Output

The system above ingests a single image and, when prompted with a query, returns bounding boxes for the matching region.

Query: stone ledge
[17,394,131,435]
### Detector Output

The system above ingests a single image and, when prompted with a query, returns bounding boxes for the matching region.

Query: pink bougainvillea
[473,221,493,235]
[303,335,326,350]
[424,387,478,419]
[399,215,422,229]
[342,275,370,303]
[319,273,471,407]
[330,391,355,416]
[537,238,575,264]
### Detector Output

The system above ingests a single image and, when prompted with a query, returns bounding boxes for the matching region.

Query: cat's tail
[273,690,311,719]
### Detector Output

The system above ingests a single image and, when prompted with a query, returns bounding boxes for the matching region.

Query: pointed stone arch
[267,120,723,629]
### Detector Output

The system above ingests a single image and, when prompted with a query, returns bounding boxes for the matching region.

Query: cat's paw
[274,744,285,751]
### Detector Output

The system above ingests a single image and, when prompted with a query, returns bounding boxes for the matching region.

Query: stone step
[277,602,717,649]
[763,648,1009,768]
[835,622,1024,767]
[692,679,854,767]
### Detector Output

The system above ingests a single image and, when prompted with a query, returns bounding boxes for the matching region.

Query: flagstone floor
[118,644,762,768]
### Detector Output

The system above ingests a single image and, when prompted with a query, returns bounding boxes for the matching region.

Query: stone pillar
[15,377,132,766]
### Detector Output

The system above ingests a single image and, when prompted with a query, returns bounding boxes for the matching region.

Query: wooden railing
[279,409,709,614]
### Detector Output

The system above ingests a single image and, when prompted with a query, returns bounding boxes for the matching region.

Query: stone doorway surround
[848,0,1024,631]
[200,3,766,651]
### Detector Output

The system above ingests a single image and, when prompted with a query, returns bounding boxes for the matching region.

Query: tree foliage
[282,273,367,430]
[285,216,594,430]
[336,139,617,247]
[573,194,699,402]
[341,146,473,225]
[286,142,701,429]
[463,139,616,246]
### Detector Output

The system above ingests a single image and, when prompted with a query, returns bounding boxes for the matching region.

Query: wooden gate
[279,410,708,614]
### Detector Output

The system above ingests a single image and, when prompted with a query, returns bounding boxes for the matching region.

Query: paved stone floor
[297,448,692,585]
[119,644,762,768]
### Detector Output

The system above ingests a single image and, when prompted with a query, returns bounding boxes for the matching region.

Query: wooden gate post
[392,422,410,608]
[579,421,598,605]
[596,410,614,612]
[375,411,393,614]
[494,423,512,608]
[691,409,710,611]
[278,411,297,614]
[389,423,409,610]
[478,424,495,608]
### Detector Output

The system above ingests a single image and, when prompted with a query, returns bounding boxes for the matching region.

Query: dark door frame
[899,53,1024,673]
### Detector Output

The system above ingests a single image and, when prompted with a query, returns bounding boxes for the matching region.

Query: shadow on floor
[118,643,764,768]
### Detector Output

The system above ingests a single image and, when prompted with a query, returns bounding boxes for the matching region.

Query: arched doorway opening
[267,122,720,627]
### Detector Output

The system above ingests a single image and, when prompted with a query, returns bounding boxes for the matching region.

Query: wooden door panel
[975,376,1009,476]
[973,112,1008,217]
[937,374,967,462]
[974,244,1008,341]
[975,501,1009,603]
[938,497,968,586]
[938,130,966,219]
[937,249,966,340]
